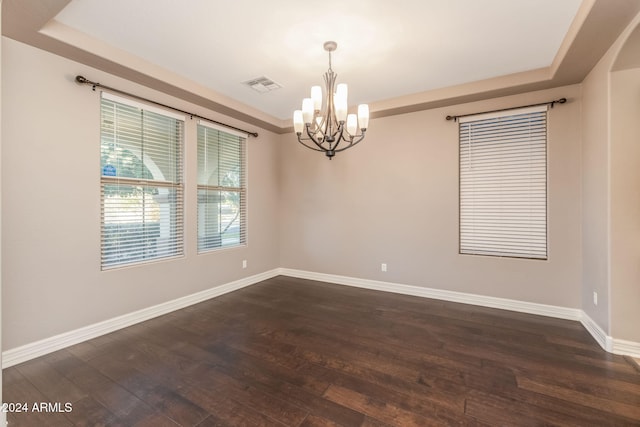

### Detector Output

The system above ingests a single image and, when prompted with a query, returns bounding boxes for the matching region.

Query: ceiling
[52,0,582,121]
[3,0,640,133]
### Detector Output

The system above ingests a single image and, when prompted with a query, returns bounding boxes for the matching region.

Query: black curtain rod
[75,75,259,138]
[445,97,567,122]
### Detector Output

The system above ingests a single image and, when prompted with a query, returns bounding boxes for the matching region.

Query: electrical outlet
[242,260,247,269]
[593,291,598,306]
[381,263,387,272]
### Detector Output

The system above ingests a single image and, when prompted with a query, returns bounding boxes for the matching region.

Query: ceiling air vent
[243,76,282,93]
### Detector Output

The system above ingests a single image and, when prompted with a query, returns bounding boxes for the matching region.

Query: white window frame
[100,92,185,269]
[459,105,548,260]
[197,120,247,253]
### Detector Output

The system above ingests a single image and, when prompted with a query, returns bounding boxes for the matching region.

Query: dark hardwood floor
[4,275,640,426]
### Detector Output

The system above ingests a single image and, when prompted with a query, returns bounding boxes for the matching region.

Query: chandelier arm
[334,132,366,153]
[309,124,327,143]
[305,124,330,151]
[331,123,348,152]
[320,114,333,140]
[300,125,331,153]
[305,114,331,143]
[297,136,326,152]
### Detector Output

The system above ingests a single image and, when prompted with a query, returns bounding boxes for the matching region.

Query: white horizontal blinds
[100,93,184,269]
[459,105,547,259]
[197,121,247,252]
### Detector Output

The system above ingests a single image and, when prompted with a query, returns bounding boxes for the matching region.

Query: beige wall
[1,37,281,350]
[610,68,640,342]
[580,46,613,332]
[280,85,583,308]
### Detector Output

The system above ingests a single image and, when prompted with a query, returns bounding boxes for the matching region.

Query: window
[197,121,247,252]
[459,106,547,259]
[100,93,184,269]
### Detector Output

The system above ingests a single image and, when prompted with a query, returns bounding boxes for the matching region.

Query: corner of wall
[0,6,6,423]
[580,8,640,343]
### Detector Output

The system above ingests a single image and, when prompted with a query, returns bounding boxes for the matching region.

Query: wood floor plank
[16,359,87,404]
[95,355,210,426]
[227,327,468,414]
[359,417,394,427]
[515,365,640,405]
[131,412,181,427]
[298,414,343,427]
[179,383,289,426]
[516,375,640,420]
[465,390,587,427]
[446,334,640,384]
[207,344,365,426]
[46,356,159,426]
[465,387,640,427]
[323,384,453,427]
[61,396,120,427]
[2,367,75,427]
[193,414,232,427]
[188,363,310,426]
[3,276,640,426]
[88,329,307,426]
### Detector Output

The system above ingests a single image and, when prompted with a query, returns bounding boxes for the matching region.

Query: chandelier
[293,41,369,159]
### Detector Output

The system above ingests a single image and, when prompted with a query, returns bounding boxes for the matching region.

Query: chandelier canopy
[293,41,369,159]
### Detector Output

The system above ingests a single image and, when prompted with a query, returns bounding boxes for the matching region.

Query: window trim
[196,119,248,254]
[100,92,185,270]
[458,105,548,260]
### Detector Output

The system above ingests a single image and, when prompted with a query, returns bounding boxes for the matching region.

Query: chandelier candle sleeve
[358,104,370,129]
[293,41,369,159]
[311,86,322,110]
[302,98,314,124]
[347,114,357,135]
[293,110,304,133]
[335,93,348,122]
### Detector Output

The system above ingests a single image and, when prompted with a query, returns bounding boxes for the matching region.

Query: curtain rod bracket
[550,97,567,108]
[74,75,259,138]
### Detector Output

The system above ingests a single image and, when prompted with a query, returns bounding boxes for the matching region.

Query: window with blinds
[100,92,184,269]
[459,105,547,259]
[197,121,247,253]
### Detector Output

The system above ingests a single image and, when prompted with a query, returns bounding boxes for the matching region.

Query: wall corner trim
[579,311,611,351]
[1,269,281,368]
[578,312,640,358]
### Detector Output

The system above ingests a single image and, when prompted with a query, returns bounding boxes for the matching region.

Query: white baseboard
[279,268,583,320]
[1,269,280,368]
[279,268,640,359]
[612,338,640,358]
[579,311,612,352]
[579,312,640,358]
[4,267,640,367]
